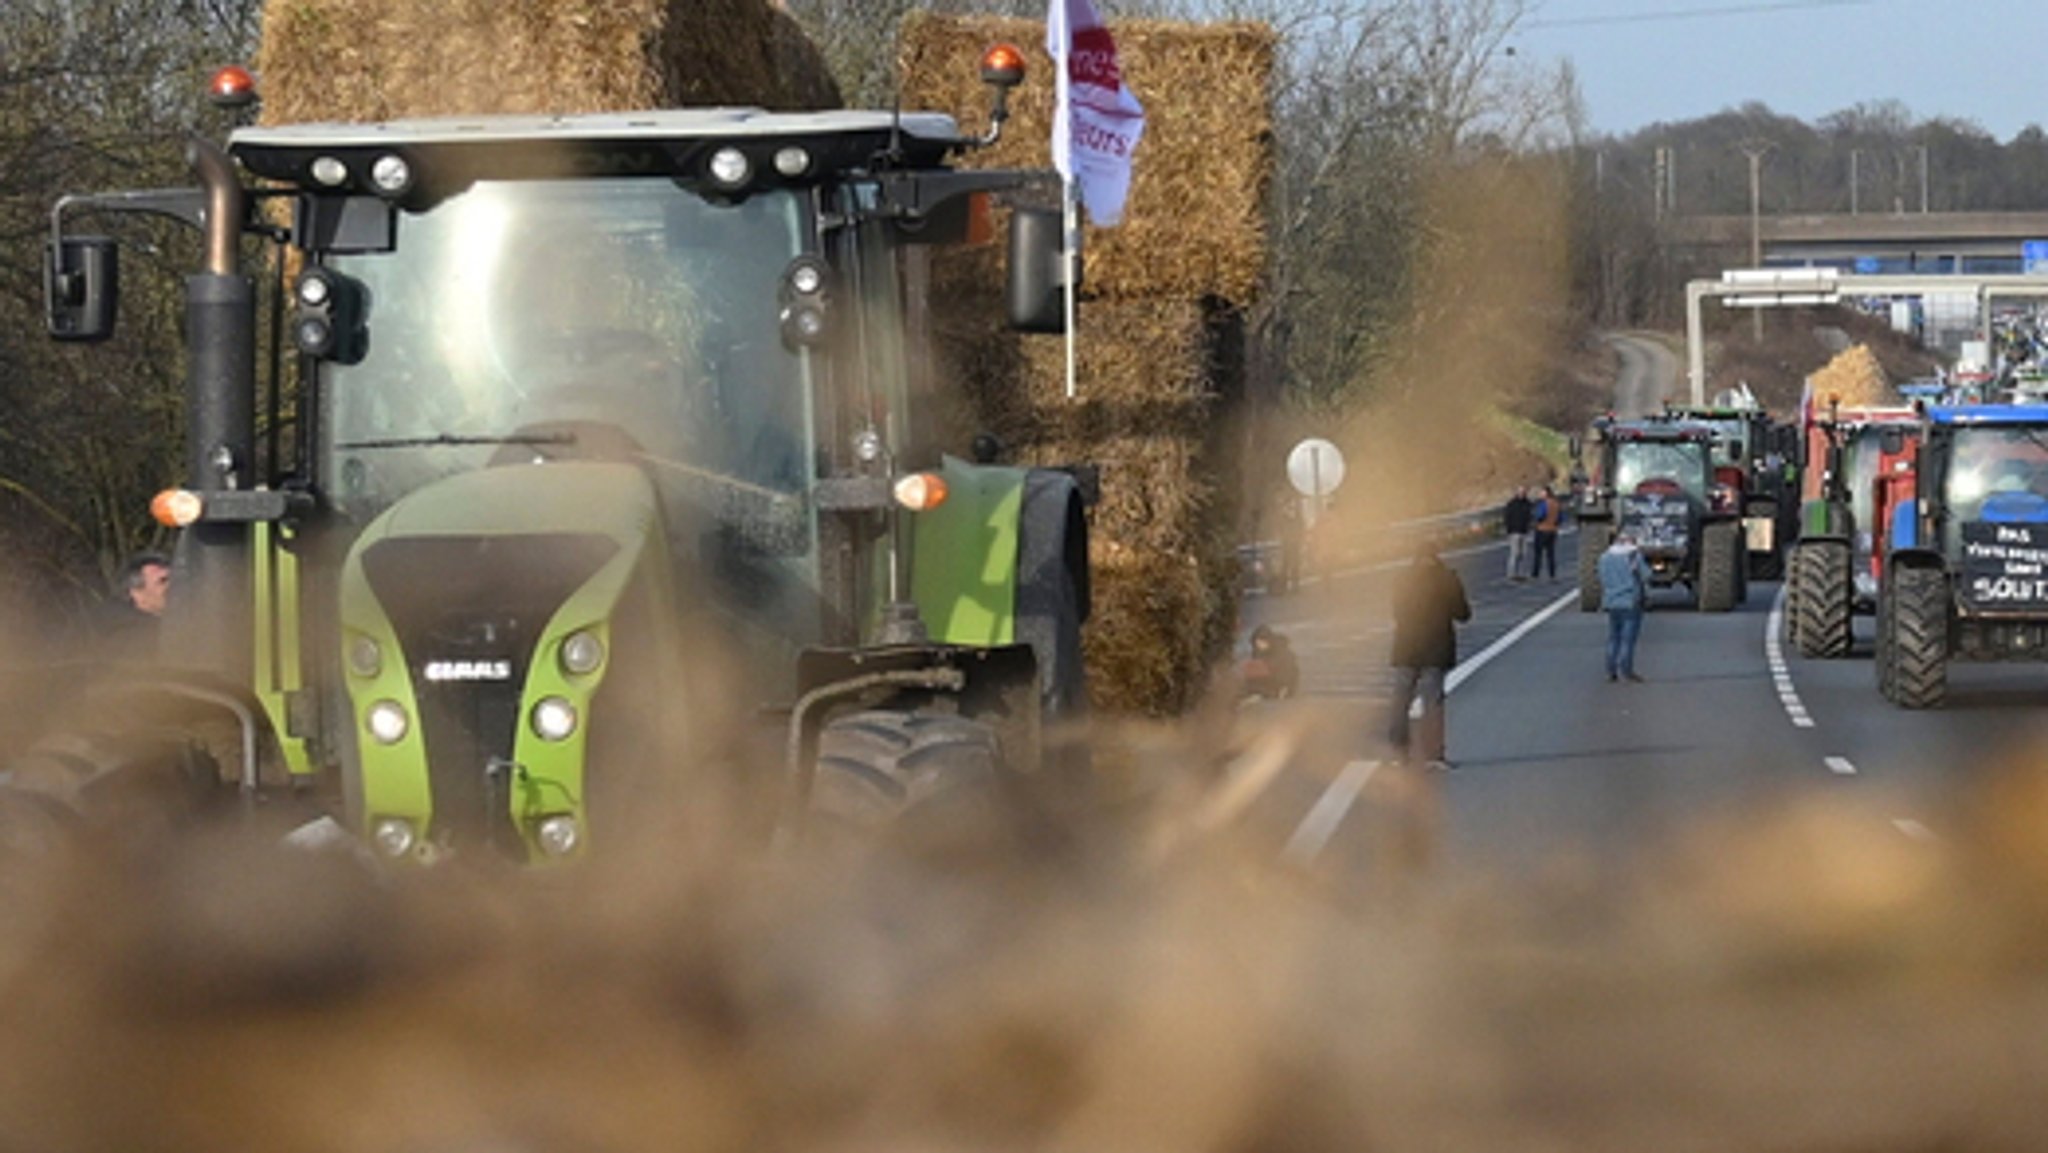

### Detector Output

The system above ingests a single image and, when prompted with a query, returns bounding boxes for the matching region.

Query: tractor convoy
[28,54,1094,861]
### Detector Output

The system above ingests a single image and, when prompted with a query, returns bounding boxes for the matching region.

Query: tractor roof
[1927,405,2048,426]
[230,108,965,187]
[1604,421,1713,443]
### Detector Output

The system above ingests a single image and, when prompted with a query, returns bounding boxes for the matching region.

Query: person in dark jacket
[98,551,170,659]
[1501,487,1533,581]
[1388,544,1471,768]
[1240,624,1300,701]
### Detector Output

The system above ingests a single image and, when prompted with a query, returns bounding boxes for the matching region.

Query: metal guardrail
[1238,502,1509,594]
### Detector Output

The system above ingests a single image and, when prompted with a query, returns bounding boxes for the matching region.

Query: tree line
[4,0,2030,619]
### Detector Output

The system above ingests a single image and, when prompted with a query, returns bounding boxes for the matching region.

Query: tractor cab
[1874,405,2048,707]
[34,59,1094,864]
[1577,420,1745,612]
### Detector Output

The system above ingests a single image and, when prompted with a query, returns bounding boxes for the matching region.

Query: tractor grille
[362,534,618,857]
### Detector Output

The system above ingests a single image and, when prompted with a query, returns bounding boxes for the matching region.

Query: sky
[1514,0,2045,141]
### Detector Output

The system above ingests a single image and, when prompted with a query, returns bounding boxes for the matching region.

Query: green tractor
[28,57,1091,863]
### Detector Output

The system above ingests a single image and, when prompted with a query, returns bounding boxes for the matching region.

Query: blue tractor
[1876,405,2048,708]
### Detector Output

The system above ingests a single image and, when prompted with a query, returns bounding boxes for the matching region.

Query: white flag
[1046,0,1145,226]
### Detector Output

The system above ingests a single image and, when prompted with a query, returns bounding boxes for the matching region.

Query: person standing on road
[1597,531,1651,683]
[1502,486,1533,582]
[1388,544,1471,768]
[1530,484,1562,580]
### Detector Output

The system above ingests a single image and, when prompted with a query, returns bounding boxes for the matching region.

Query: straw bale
[1086,544,1219,716]
[1808,344,1893,409]
[926,297,1247,715]
[899,13,1273,306]
[257,0,839,126]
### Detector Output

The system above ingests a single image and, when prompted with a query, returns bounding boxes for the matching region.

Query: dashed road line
[1824,756,1857,776]
[1446,590,1578,693]
[1764,585,1816,728]
[1282,758,1379,863]
[1893,818,1938,842]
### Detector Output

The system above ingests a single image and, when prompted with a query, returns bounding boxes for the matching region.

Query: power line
[1527,0,1876,30]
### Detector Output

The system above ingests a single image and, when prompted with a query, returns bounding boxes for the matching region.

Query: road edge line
[1446,589,1578,695]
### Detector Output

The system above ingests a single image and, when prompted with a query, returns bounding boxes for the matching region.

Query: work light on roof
[773,146,811,178]
[709,147,751,188]
[309,156,349,187]
[369,153,413,197]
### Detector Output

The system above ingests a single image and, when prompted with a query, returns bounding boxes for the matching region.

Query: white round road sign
[1287,437,1347,498]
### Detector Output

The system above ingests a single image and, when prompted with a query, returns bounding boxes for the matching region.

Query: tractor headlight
[531,696,578,742]
[535,814,581,858]
[366,699,409,745]
[346,635,382,679]
[559,630,605,677]
[371,817,417,858]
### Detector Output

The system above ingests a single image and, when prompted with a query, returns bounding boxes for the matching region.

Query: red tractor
[1782,388,1920,659]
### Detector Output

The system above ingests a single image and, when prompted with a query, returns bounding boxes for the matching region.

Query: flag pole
[1063,177,1079,400]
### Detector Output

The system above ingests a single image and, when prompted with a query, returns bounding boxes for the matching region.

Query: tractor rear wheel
[1577,522,1611,612]
[1698,521,1741,612]
[1791,540,1853,658]
[1888,564,1949,710]
[810,709,1006,848]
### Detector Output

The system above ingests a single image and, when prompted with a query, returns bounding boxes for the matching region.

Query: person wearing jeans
[1597,531,1650,681]
[1502,487,1533,581]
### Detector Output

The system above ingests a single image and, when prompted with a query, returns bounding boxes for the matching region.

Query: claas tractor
[1660,404,1800,580]
[1780,393,1919,659]
[1576,419,1746,613]
[1874,405,2048,709]
[27,53,1093,863]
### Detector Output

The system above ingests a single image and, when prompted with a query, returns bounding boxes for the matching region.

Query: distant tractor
[1781,395,1919,659]
[1874,405,2048,708]
[1577,419,1746,613]
[1661,405,1799,580]
[30,54,1094,861]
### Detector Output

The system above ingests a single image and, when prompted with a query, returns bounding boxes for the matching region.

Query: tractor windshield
[1613,440,1707,502]
[1943,425,2048,527]
[320,178,812,524]
[1694,420,1750,468]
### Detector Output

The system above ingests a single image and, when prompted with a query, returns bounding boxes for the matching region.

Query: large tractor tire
[1790,540,1853,659]
[1577,521,1611,612]
[1887,564,1950,710]
[1874,577,1897,701]
[809,709,1006,849]
[1781,545,1806,651]
[1698,521,1742,612]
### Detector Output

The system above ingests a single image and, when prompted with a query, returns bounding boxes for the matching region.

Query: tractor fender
[1889,499,1922,552]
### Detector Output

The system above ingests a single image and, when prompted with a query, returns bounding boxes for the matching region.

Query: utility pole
[1919,144,1930,213]
[1742,141,1772,342]
[1849,148,1861,215]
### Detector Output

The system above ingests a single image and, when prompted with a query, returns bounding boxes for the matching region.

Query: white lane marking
[1894,818,1937,842]
[1287,589,1577,864]
[1282,759,1379,864]
[1764,585,1816,728]
[1824,756,1857,776]
[1446,590,1578,693]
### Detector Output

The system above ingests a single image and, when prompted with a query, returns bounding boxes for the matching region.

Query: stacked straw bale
[1809,345,1894,409]
[257,0,840,125]
[903,15,1275,716]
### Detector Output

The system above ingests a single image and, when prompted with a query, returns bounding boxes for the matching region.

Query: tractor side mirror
[44,235,118,342]
[1007,204,1072,334]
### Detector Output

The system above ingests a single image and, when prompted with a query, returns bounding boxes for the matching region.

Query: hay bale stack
[906,16,1272,716]
[1809,344,1894,408]
[899,14,1273,305]
[257,0,839,125]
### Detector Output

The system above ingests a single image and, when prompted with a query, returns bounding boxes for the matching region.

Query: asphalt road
[1226,339,2048,888]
